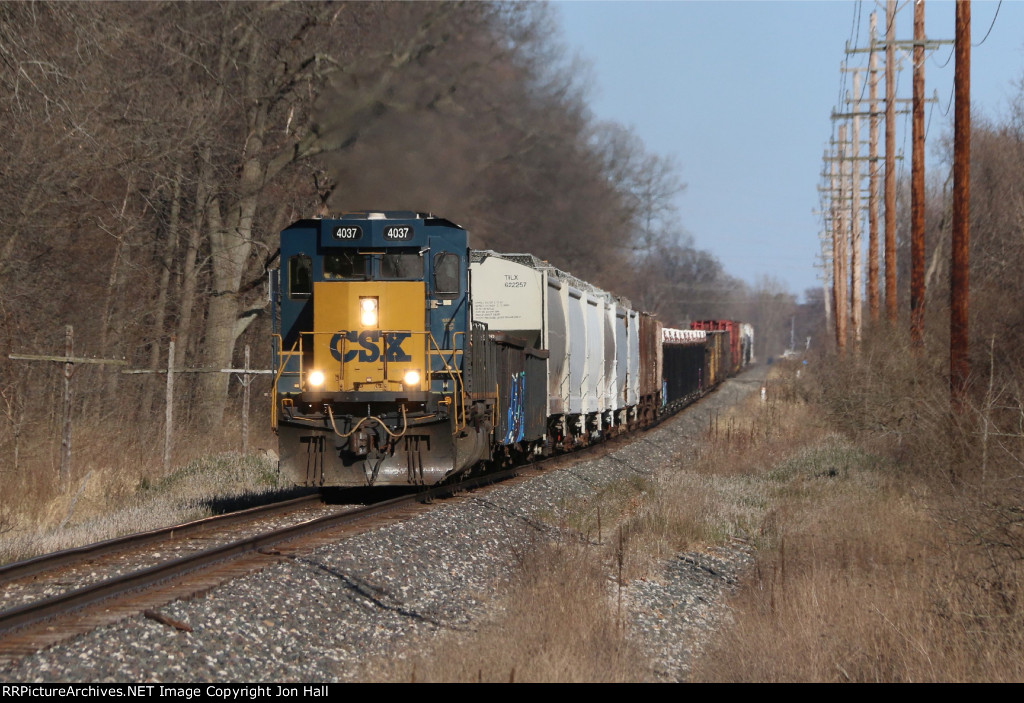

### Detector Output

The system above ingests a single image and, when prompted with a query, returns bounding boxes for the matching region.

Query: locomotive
[271,212,750,487]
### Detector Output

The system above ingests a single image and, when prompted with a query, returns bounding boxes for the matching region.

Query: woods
[1,2,790,506]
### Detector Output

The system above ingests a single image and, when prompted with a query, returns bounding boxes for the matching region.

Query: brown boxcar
[637,312,663,424]
[704,329,729,388]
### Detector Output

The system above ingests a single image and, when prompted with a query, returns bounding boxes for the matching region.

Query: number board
[332,225,363,241]
[382,224,414,241]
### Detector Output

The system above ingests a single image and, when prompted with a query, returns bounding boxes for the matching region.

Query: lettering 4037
[329,331,412,362]
[382,224,413,241]
[332,225,363,240]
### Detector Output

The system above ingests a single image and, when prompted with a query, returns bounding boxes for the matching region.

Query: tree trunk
[142,166,182,416]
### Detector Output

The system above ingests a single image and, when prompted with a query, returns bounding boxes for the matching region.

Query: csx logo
[329,332,412,362]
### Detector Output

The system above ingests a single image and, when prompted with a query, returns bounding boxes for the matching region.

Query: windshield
[379,252,422,279]
[324,251,368,280]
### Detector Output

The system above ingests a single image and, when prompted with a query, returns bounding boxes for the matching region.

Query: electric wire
[975,0,1001,48]
[941,81,954,118]
[934,46,954,70]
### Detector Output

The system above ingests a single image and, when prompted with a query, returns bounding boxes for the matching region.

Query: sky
[554,0,1024,302]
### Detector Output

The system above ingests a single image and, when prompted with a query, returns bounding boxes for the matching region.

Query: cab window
[433,252,459,295]
[380,251,422,279]
[288,255,311,298]
[324,251,368,280]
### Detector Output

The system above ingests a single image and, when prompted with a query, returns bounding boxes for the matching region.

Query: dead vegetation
[0,2,800,553]
[692,346,1024,682]
[375,359,1024,682]
[0,422,287,565]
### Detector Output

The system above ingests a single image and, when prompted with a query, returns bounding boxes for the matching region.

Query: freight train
[270,212,752,487]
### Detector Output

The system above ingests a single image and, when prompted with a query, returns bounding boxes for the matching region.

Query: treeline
[0,2,794,480]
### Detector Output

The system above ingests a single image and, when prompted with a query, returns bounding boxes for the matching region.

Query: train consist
[271,212,753,487]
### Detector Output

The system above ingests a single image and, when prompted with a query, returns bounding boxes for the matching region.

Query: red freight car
[690,320,741,375]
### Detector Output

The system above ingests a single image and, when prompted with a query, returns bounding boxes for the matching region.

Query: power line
[933,45,954,69]
[974,0,1001,47]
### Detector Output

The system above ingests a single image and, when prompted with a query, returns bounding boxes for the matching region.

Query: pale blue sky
[555,0,1024,301]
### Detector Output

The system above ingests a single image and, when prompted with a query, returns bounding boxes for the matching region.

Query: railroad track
[0,494,325,586]
[0,493,341,658]
[0,394,717,662]
[0,462,549,661]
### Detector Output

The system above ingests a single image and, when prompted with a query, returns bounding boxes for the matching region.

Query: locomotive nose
[312,280,426,393]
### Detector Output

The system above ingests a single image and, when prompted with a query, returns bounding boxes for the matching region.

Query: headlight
[403,370,421,387]
[307,370,325,387]
[359,297,378,327]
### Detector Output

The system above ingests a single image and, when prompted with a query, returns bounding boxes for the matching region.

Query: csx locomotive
[271,211,751,487]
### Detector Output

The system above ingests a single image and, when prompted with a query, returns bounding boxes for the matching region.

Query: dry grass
[376,367,830,682]
[375,539,651,683]
[692,440,1024,681]
[5,350,1020,682]
[691,350,1024,682]
[0,419,286,564]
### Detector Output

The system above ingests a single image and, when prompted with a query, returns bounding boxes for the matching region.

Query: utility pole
[814,211,833,331]
[885,0,898,325]
[850,70,863,343]
[841,24,894,341]
[836,124,849,354]
[829,152,842,353]
[829,0,948,342]
[815,169,834,334]
[817,229,833,330]
[910,0,926,347]
[821,259,833,330]
[868,11,881,324]
[951,0,970,409]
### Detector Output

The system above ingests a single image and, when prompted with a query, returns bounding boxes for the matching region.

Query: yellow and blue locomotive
[272,212,546,487]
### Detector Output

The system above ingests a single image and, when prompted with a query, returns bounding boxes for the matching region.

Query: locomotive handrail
[270,334,304,429]
[426,331,466,432]
[447,331,466,370]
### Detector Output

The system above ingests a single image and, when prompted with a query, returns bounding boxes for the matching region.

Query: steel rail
[0,495,401,638]
[0,493,322,583]
[0,479,506,640]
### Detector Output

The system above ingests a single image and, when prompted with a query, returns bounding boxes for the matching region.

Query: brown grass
[691,350,1024,682]
[0,418,285,564]
[375,539,651,683]
[375,368,830,682]
[692,445,1024,681]
[6,349,1021,682]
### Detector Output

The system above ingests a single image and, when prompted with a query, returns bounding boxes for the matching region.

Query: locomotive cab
[273,212,491,486]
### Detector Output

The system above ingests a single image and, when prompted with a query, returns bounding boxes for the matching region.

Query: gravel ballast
[0,370,767,683]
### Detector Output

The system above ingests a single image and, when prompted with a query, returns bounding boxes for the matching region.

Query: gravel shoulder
[0,368,767,683]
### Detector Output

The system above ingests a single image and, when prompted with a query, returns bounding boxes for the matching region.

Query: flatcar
[271,212,752,487]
